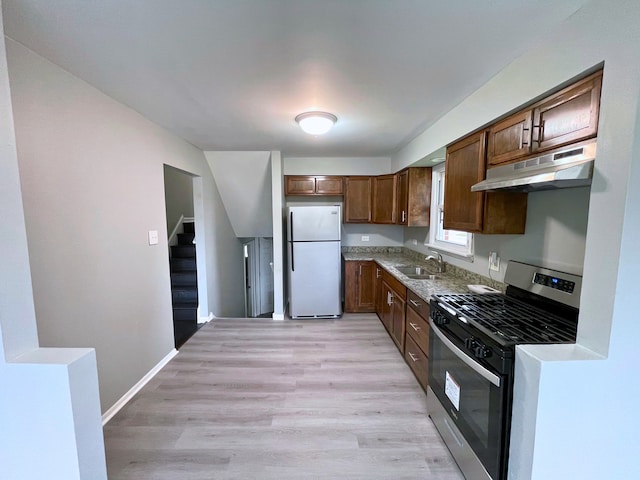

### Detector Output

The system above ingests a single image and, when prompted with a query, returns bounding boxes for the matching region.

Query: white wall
[394,0,640,477]
[1,10,106,477]
[6,38,244,414]
[205,151,273,238]
[284,156,391,175]
[404,187,590,279]
[270,151,285,319]
[163,165,194,233]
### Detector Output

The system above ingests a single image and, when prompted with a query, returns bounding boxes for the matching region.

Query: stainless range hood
[471,140,597,193]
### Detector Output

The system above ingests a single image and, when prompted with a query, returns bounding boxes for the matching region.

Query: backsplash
[342,246,506,292]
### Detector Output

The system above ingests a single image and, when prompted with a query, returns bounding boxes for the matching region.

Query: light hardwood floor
[104,314,464,479]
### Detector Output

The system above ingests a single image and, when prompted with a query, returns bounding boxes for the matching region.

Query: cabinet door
[357,262,376,312]
[375,265,384,320]
[344,261,359,312]
[344,261,376,313]
[285,176,315,195]
[406,167,431,226]
[444,131,486,233]
[390,289,406,352]
[379,282,393,332]
[316,176,343,195]
[487,110,533,167]
[532,71,602,152]
[396,170,409,225]
[344,177,372,223]
[372,174,397,224]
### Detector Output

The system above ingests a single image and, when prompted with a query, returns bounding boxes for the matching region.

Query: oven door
[428,319,508,480]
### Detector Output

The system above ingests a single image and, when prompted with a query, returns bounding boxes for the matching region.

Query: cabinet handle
[376,268,381,278]
[409,322,421,332]
[387,292,393,305]
[409,299,421,308]
[359,265,362,276]
[522,126,530,146]
[534,120,545,144]
[408,352,418,362]
[402,210,406,222]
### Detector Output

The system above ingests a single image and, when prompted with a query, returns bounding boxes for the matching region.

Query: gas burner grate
[433,293,577,345]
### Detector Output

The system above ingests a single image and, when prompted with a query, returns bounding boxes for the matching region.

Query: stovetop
[431,293,578,347]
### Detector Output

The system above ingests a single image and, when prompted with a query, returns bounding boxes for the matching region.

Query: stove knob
[473,344,492,359]
[464,338,476,350]
[433,311,449,326]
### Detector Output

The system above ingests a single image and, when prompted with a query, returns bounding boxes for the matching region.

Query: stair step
[171,244,196,258]
[171,272,197,287]
[173,306,197,322]
[183,222,195,234]
[172,288,198,305]
[171,257,196,272]
[173,320,198,349]
[177,233,195,245]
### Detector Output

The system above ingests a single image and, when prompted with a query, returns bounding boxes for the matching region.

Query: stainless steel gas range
[427,261,582,480]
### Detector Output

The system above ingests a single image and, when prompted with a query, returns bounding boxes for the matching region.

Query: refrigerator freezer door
[287,206,341,242]
[288,240,341,318]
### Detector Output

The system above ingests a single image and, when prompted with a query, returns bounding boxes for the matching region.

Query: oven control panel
[533,272,575,293]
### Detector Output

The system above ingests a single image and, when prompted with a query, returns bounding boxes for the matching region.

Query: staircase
[170,221,198,348]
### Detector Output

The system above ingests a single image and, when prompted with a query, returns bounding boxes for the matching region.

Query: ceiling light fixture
[295,111,337,135]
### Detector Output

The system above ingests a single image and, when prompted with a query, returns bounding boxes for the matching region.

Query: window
[428,163,474,257]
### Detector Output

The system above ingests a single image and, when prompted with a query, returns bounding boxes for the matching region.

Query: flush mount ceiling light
[295,111,337,135]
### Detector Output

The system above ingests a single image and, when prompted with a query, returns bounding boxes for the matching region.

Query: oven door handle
[429,319,501,387]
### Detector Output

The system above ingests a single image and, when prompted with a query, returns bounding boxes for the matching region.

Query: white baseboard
[198,312,214,324]
[272,312,285,320]
[101,348,178,426]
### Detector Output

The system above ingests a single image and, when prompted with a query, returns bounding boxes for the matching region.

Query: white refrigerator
[287,205,342,318]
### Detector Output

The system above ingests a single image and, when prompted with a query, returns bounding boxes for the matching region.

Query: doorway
[243,237,274,317]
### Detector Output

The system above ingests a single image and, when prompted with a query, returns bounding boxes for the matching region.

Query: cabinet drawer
[406,305,430,355]
[407,290,430,320]
[404,334,428,390]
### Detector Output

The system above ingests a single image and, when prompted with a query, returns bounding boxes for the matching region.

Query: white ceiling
[2,0,589,158]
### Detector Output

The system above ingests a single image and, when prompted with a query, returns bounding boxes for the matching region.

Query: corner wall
[6,37,243,413]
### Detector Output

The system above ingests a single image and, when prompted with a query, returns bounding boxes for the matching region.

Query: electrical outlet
[411,239,418,245]
[489,251,500,271]
[148,230,159,245]
[361,235,370,242]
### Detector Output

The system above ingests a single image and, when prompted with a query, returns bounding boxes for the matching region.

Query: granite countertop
[342,251,469,303]
[342,249,503,305]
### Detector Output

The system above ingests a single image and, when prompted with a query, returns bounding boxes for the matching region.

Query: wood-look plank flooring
[104,314,463,479]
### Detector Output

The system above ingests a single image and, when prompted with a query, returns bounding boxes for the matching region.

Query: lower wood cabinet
[404,335,428,390]
[375,269,406,351]
[404,289,430,390]
[344,260,376,313]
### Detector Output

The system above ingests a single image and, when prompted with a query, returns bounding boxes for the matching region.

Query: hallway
[103,314,463,479]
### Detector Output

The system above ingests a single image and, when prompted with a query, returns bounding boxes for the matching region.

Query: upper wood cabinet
[444,131,486,232]
[285,175,343,195]
[532,71,602,153]
[444,131,527,234]
[487,110,533,167]
[344,176,372,223]
[487,70,602,168]
[372,174,397,224]
[396,167,432,226]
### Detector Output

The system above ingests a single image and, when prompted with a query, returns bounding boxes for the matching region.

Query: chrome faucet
[426,251,445,273]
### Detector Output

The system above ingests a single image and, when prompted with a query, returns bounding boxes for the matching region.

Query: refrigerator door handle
[291,242,295,272]
[290,211,294,241]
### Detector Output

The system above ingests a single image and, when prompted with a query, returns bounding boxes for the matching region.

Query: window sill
[425,243,474,261]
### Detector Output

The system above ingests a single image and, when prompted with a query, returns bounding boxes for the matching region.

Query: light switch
[148,230,159,245]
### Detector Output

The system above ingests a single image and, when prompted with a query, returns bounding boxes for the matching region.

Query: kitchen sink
[395,265,438,280]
